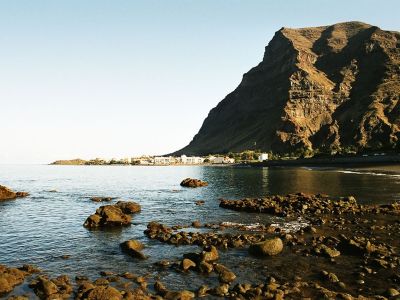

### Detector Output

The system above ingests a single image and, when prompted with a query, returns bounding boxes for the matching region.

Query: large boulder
[0,185,29,201]
[180,178,208,188]
[249,238,283,256]
[83,205,132,228]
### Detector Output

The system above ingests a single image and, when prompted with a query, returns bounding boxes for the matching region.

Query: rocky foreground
[1,193,400,299]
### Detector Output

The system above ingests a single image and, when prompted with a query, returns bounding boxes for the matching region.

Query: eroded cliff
[175,21,400,155]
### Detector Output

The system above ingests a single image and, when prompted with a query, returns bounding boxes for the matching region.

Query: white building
[258,153,269,162]
[210,156,235,164]
[180,155,204,164]
[154,156,175,165]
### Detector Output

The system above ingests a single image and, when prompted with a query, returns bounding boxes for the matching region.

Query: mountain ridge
[174,21,400,156]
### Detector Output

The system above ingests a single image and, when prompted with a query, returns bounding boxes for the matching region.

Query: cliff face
[175,22,400,155]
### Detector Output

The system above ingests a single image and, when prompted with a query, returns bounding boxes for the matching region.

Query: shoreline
[248,154,400,168]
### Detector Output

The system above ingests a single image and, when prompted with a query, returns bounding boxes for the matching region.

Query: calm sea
[0,164,399,293]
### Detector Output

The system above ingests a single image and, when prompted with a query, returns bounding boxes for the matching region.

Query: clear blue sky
[1,0,399,163]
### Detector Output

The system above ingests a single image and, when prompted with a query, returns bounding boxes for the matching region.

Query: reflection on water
[0,164,399,287]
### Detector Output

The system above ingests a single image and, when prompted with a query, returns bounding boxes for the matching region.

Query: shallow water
[0,164,399,295]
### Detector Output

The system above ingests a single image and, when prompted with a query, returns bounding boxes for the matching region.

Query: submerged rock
[249,238,283,256]
[90,197,115,202]
[180,178,208,188]
[120,240,147,259]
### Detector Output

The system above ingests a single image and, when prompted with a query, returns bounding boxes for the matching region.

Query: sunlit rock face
[175,21,400,155]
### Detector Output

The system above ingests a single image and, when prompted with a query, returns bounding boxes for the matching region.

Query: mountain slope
[175,21,400,155]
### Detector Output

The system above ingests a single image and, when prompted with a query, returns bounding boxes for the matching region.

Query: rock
[79,285,122,300]
[90,197,114,202]
[195,200,205,206]
[201,245,219,262]
[191,221,201,228]
[180,178,208,188]
[0,185,28,201]
[318,244,341,258]
[213,284,229,296]
[198,261,213,273]
[249,238,283,256]
[154,281,167,295]
[155,260,170,268]
[214,264,236,283]
[181,259,196,271]
[83,205,132,228]
[321,271,339,283]
[164,290,195,300]
[0,265,27,295]
[115,201,141,214]
[120,240,147,259]
[197,285,209,297]
[386,288,400,297]
[30,275,73,299]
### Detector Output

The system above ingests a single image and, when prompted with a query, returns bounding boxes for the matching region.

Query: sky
[1,0,399,164]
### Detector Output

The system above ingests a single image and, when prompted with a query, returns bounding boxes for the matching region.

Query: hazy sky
[1,0,399,163]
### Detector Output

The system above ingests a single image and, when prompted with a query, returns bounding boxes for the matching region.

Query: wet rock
[120,240,147,259]
[181,259,196,271]
[155,260,170,268]
[78,285,122,300]
[30,275,73,299]
[0,265,27,295]
[115,201,141,214]
[191,220,201,228]
[164,290,195,300]
[386,288,400,297]
[214,264,236,283]
[212,284,229,296]
[99,271,115,276]
[315,244,341,258]
[249,238,283,256]
[94,278,109,285]
[195,200,205,206]
[197,285,209,297]
[7,296,29,300]
[90,197,115,202]
[120,272,136,280]
[83,205,132,228]
[0,185,29,201]
[201,245,219,262]
[321,270,339,283]
[180,178,208,188]
[198,261,213,273]
[75,275,89,282]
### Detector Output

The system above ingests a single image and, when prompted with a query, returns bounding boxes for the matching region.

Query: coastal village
[53,153,270,166]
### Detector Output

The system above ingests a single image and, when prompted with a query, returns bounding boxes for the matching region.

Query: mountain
[174,21,400,156]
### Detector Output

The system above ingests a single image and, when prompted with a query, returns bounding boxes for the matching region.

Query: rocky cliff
[175,22,400,155]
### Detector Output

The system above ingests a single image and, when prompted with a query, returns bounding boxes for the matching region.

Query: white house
[258,153,269,162]
[180,155,204,164]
